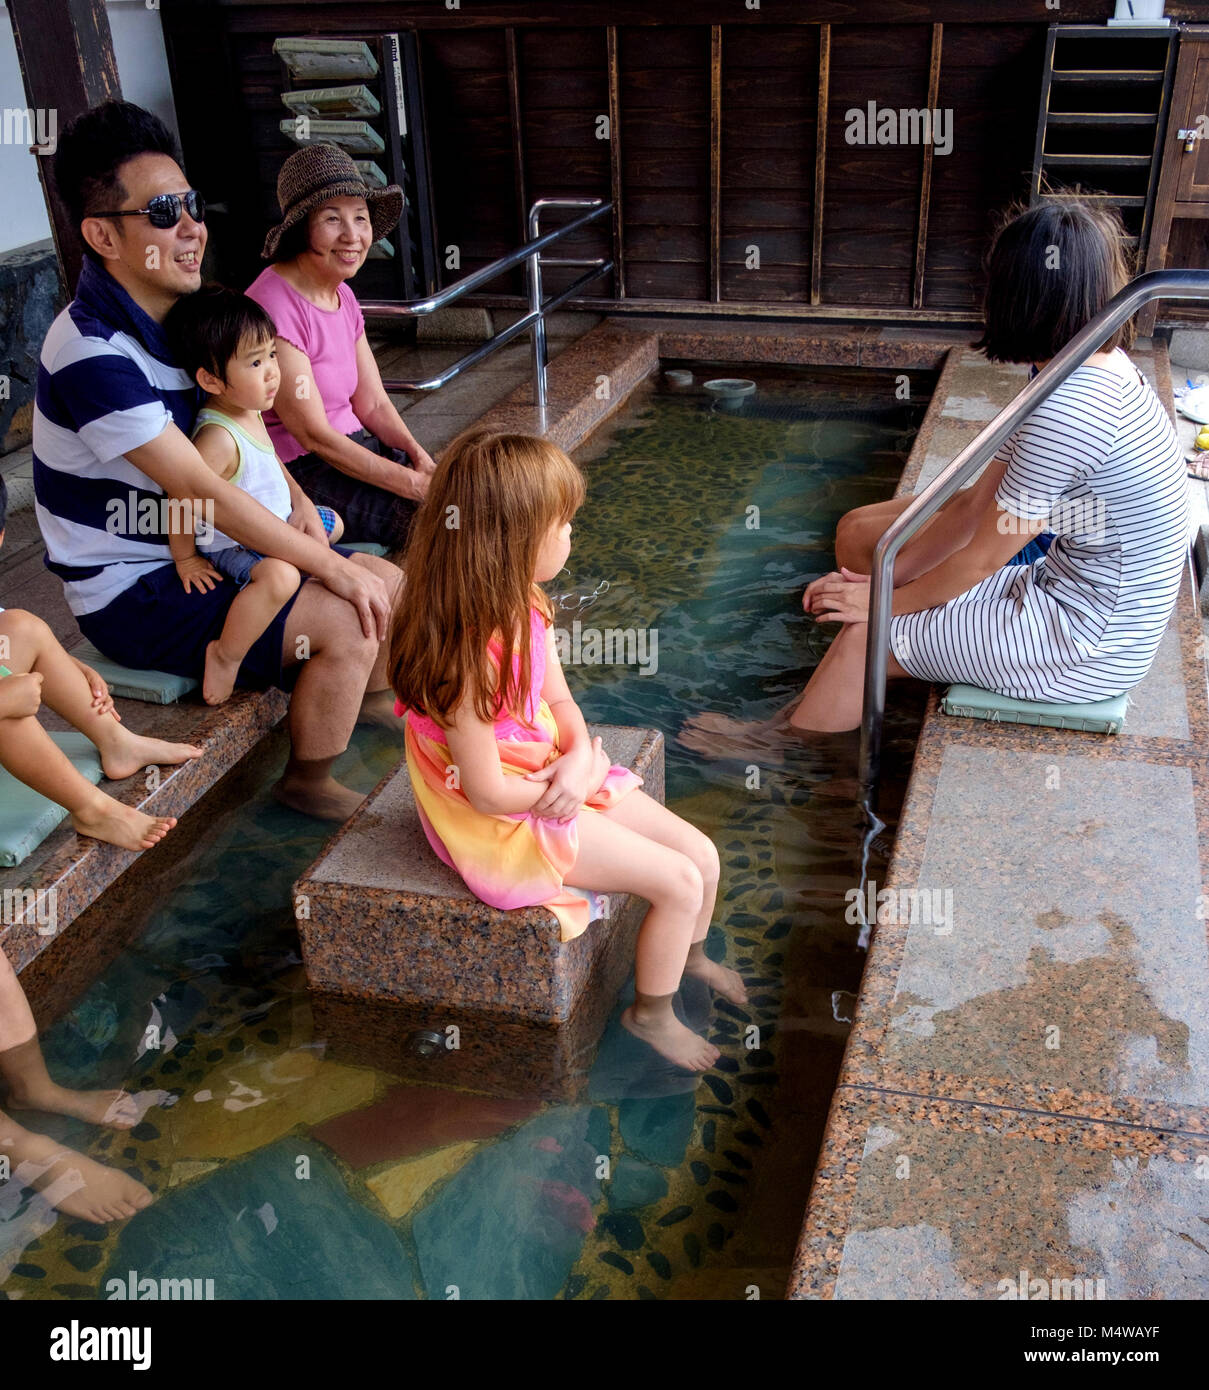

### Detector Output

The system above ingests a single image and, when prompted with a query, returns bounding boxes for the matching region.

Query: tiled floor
[790,337,1209,1300]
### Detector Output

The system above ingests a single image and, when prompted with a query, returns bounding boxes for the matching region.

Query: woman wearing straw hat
[247,143,436,552]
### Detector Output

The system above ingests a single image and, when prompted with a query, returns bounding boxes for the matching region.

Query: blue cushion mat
[941,683,1127,734]
[0,731,104,868]
[71,640,198,705]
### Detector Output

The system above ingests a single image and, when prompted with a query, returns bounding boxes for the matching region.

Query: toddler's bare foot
[71,792,175,852]
[100,731,203,782]
[356,688,403,731]
[8,1083,139,1129]
[202,639,240,706]
[1,1124,153,1223]
[621,1006,720,1072]
[272,774,365,822]
[684,956,749,1006]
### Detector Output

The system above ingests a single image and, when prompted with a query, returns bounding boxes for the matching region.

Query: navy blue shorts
[77,543,358,694]
[1008,531,1054,566]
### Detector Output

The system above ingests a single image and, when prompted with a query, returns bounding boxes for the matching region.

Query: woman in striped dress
[684,198,1190,746]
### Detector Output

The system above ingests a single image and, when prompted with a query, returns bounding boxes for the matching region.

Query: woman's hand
[395,466,431,504]
[175,554,222,594]
[809,567,871,624]
[524,738,602,823]
[802,572,839,613]
[409,443,437,476]
[73,658,119,721]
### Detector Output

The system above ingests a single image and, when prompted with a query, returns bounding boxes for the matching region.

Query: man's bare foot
[71,792,176,852]
[202,639,240,707]
[683,955,749,1006]
[1,1124,153,1223]
[100,731,203,782]
[356,688,403,731]
[8,1083,140,1129]
[678,711,793,764]
[272,774,365,822]
[621,1007,720,1072]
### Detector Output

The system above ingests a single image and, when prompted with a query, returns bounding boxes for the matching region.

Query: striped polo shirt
[32,257,199,616]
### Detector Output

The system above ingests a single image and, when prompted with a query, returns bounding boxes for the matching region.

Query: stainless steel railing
[860,268,1209,799]
[360,197,613,434]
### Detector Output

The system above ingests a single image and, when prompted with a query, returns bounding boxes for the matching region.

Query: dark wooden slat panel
[721,264,813,301]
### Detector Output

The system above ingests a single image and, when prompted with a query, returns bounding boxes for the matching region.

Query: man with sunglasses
[32,101,402,821]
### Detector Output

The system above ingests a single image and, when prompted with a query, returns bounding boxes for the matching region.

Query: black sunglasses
[101,190,206,230]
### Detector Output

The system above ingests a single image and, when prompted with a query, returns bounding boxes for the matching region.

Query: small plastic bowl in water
[664,368,693,387]
[703,377,756,401]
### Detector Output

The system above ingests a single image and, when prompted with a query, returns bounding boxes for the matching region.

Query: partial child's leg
[0,715,176,852]
[602,790,746,1004]
[0,1107,153,1222]
[204,558,301,705]
[0,947,136,1127]
[566,809,720,1071]
[0,609,202,781]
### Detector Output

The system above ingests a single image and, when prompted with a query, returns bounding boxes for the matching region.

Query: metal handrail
[860,267,1209,799]
[360,197,612,430]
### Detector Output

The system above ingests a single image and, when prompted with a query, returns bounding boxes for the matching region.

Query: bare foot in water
[272,774,365,822]
[678,711,793,764]
[356,688,403,731]
[621,1007,720,1072]
[202,639,240,707]
[8,1084,140,1129]
[100,730,203,782]
[1,1123,153,1223]
[71,790,176,852]
[684,955,749,1006]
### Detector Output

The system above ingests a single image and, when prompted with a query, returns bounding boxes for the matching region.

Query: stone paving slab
[790,1088,1209,1301]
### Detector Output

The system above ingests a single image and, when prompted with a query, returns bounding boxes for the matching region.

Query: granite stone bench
[293,723,663,1099]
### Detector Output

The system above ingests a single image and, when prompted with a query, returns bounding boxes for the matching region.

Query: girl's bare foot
[272,774,365,822]
[621,1006,720,1072]
[100,731,203,782]
[202,639,240,707]
[1,1124,153,1223]
[684,956,749,1006]
[8,1083,139,1129]
[70,791,175,852]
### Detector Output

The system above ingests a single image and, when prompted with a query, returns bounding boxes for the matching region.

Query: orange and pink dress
[398,603,642,941]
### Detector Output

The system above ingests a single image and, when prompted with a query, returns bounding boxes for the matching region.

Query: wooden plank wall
[160,3,1059,320]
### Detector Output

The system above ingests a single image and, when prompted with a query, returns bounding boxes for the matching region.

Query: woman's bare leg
[788,622,909,733]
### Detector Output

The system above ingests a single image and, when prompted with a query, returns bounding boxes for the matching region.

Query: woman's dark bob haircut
[973,193,1136,365]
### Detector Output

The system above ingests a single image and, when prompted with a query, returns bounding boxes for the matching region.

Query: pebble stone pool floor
[1,364,932,1301]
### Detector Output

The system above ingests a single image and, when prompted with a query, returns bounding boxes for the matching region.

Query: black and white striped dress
[890,350,1189,702]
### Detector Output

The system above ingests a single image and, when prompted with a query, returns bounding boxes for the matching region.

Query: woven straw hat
[262,143,403,260]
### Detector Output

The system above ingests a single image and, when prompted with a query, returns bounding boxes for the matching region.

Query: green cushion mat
[941,683,1127,734]
[340,540,389,558]
[0,732,103,868]
[71,640,197,705]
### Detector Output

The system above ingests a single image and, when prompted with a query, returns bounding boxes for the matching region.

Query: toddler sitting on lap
[164,285,344,705]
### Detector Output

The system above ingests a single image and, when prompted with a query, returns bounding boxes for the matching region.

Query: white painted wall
[0,1,178,256]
